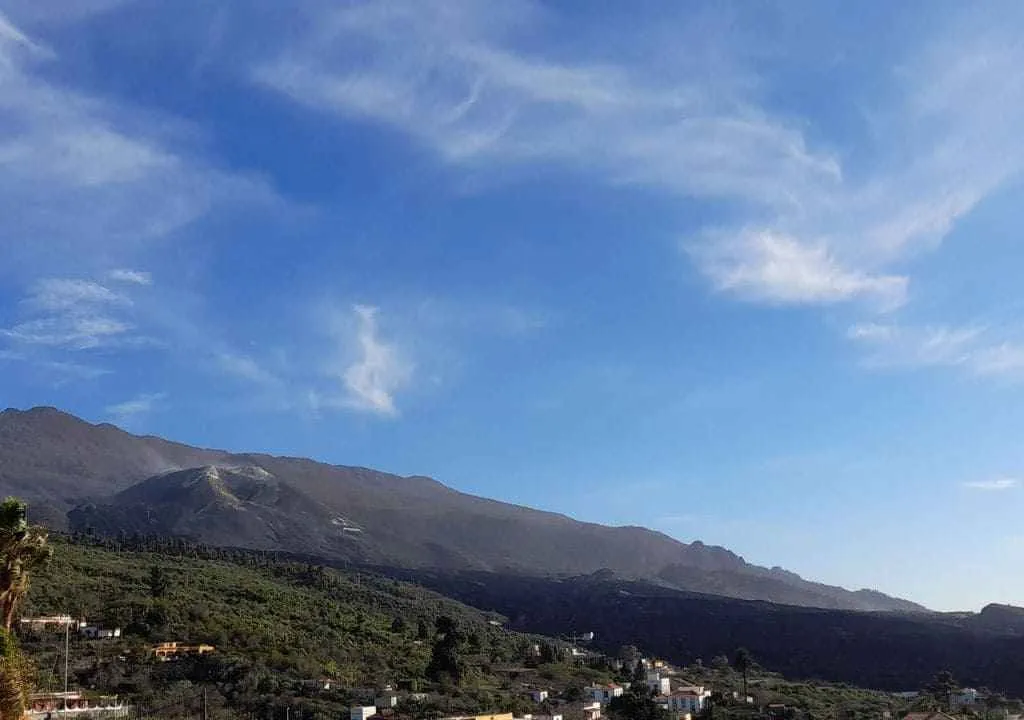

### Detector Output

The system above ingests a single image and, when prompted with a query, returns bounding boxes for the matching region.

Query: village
[16,611,1018,720]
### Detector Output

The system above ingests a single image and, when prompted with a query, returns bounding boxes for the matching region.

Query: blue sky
[2,0,1024,611]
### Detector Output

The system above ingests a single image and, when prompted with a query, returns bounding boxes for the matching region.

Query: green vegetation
[6,519,1019,720]
[18,535,615,718]
[0,497,52,720]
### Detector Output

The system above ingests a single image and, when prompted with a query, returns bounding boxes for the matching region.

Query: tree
[0,498,51,720]
[619,645,642,665]
[0,628,32,720]
[609,673,669,720]
[148,565,170,599]
[733,648,752,702]
[927,671,958,712]
[426,615,465,685]
[0,498,52,631]
[391,616,407,634]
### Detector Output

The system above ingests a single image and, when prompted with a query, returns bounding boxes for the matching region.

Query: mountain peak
[0,406,925,612]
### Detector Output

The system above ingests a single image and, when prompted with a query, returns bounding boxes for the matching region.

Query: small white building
[953,689,980,709]
[375,693,399,709]
[646,672,671,697]
[81,626,122,640]
[666,688,710,715]
[351,706,377,720]
[528,690,549,703]
[586,685,624,704]
[582,703,602,720]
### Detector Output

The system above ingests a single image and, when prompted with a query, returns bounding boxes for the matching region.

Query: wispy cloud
[108,269,152,286]
[105,392,166,426]
[0,9,279,280]
[337,305,412,416]
[1,278,140,350]
[847,322,1024,379]
[964,478,1019,491]
[252,1,1024,318]
[694,231,907,309]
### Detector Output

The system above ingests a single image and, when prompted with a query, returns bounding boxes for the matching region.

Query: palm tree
[0,498,52,720]
[0,497,52,632]
[0,626,32,720]
[733,648,752,703]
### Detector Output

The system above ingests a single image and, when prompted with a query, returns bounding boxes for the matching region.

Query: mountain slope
[0,406,924,611]
[373,568,1024,696]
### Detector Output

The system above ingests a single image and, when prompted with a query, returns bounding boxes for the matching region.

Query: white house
[586,685,624,704]
[952,690,980,709]
[528,690,549,703]
[375,693,399,709]
[582,703,602,720]
[646,673,671,697]
[351,706,377,720]
[81,626,122,640]
[666,688,710,715]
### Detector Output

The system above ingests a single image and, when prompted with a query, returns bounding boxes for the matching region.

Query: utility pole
[63,619,70,719]
[203,688,208,720]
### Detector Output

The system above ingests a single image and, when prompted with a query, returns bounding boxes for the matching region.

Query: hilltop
[0,406,921,612]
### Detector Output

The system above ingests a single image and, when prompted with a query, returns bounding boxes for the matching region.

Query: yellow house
[151,641,216,660]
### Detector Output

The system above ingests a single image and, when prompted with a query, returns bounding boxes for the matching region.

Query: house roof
[904,713,959,720]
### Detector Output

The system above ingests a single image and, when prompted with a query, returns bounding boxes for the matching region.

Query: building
[582,703,602,720]
[666,688,710,715]
[646,672,671,697]
[528,690,549,703]
[586,685,624,704]
[903,713,959,720]
[151,642,216,660]
[351,707,378,720]
[952,689,980,709]
[375,693,399,709]
[20,616,81,630]
[580,632,595,642]
[440,714,514,720]
[301,679,333,692]
[26,692,130,719]
[81,626,122,640]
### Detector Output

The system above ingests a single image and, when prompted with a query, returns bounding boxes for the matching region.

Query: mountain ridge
[0,405,925,612]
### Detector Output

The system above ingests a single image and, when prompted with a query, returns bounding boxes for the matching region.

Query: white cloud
[964,478,1019,491]
[846,321,1024,379]
[108,269,153,286]
[695,230,907,309]
[1,278,140,350]
[337,305,412,416]
[105,392,165,425]
[0,10,279,280]
[251,1,1024,316]
[216,351,283,388]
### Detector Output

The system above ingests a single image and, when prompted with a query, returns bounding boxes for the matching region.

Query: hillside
[17,536,960,720]
[20,535,615,719]
[380,568,1024,697]
[0,406,921,612]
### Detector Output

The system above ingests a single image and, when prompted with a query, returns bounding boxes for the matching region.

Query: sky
[1,0,1024,611]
